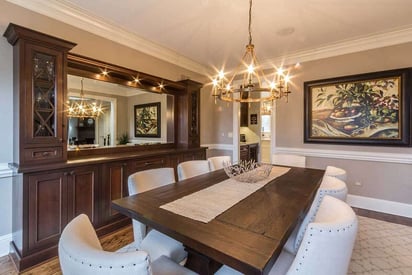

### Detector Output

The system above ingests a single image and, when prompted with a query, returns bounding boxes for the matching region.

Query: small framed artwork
[134,102,161,138]
[304,68,411,146]
[250,114,258,125]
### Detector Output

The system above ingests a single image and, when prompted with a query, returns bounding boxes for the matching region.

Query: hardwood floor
[0,210,410,274]
[0,225,134,275]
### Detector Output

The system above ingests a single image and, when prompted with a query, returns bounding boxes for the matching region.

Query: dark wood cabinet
[240,103,248,127]
[3,24,76,166]
[248,143,258,161]
[23,165,97,268]
[4,23,207,272]
[240,143,258,162]
[240,93,249,127]
[177,80,202,147]
[100,161,127,226]
[240,145,249,161]
[67,166,99,224]
[27,171,67,253]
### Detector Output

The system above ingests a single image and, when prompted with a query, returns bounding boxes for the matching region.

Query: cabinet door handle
[70,171,75,176]
[63,172,68,176]
[144,160,164,166]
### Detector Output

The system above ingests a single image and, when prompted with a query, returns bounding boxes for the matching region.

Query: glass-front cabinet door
[31,48,60,140]
[4,23,76,166]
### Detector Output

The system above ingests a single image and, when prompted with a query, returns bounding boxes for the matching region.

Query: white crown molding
[264,26,412,68]
[275,147,412,164]
[347,194,412,218]
[6,0,210,75]
[7,0,412,74]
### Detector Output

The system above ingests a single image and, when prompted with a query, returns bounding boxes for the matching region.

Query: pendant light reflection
[66,78,104,118]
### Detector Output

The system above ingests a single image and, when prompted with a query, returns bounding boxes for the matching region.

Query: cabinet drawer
[127,156,167,174]
[24,147,63,163]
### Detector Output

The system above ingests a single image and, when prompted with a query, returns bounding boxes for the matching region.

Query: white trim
[347,194,412,219]
[7,0,412,73]
[0,233,11,257]
[202,144,234,151]
[0,163,12,179]
[275,147,412,164]
[263,25,412,68]
[6,0,209,75]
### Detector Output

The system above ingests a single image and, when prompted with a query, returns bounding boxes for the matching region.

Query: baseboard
[347,194,412,218]
[0,233,12,257]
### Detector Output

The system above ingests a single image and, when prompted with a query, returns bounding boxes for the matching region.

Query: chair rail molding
[0,163,12,178]
[275,147,412,164]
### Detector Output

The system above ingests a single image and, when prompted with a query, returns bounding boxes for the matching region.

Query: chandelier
[212,0,292,103]
[67,78,104,118]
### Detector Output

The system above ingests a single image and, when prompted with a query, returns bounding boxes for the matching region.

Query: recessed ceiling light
[276,27,295,36]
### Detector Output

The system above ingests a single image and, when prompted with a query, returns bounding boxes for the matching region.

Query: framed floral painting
[304,68,411,146]
[134,102,161,138]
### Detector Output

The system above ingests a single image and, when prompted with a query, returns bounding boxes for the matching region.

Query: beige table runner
[160,166,290,223]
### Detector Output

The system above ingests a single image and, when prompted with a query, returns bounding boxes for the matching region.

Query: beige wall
[274,43,412,204]
[204,44,412,205]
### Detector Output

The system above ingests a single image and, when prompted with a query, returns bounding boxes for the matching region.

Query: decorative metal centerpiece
[223,160,272,183]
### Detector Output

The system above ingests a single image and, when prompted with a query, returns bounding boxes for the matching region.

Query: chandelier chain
[248,0,252,45]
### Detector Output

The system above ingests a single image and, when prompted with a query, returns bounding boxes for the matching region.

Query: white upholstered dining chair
[58,214,197,275]
[324,165,347,182]
[283,175,348,255]
[208,156,231,171]
[177,160,210,181]
[215,195,358,275]
[128,168,187,263]
[272,153,306,168]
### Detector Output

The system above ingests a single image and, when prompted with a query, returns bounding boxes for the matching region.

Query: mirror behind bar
[67,54,181,152]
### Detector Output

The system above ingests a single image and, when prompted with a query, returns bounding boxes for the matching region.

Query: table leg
[185,247,222,275]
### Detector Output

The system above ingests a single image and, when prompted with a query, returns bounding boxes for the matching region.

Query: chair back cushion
[293,176,348,253]
[324,165,347,182]
[127,168,176,244]
[177,160,210,180]
[320,175,348,201]
[288,196,358,275]
[128,167,175,195]
[59,214,151,275]
[208,156,231,171]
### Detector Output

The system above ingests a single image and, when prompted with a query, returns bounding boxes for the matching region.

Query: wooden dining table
[112,166,324,275]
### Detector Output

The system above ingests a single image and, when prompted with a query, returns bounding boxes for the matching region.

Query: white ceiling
[8,0,412,75]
